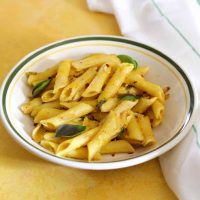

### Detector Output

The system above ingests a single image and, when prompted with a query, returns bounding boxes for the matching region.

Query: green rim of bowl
[1,36,195,163]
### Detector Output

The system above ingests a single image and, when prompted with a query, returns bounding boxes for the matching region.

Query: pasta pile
[21,53,166,161]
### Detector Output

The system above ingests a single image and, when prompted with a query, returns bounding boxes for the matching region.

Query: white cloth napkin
[87,0,200,199]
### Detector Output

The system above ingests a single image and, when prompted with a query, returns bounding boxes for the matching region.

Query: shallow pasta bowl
[0,35,198,170]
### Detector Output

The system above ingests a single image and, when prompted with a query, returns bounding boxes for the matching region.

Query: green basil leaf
[55,124,86,138]
[118,94,140,101]
[117,54,138,69]
[96,99,106,109]
[32,79,51,97]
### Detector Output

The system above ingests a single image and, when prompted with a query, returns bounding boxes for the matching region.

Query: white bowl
[0,35,198,170]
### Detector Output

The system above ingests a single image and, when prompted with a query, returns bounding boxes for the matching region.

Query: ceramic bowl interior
[0,36,198,169]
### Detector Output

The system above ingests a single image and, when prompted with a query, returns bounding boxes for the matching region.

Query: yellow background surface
[0,0,177,199]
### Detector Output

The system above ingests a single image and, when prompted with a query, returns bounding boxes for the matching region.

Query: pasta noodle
[125,67,149,83]
[90,112,108,121]
[126,115,144,144]
[41,89,61,102]
[152,100,165,120]
[21,98,42,114]
[137,115,156,146]
[21,53,168,161]
[60,67,97,101]
[56,127,100,156]
[119,110,134,128]
[146,108,163,128]
[43,132,65,144]
[114,100,138,114]
[57,147,101,160]
[132,97,157,113]
[53,60,71,93]
[34,108,65,123]
[82,117,99,129]
[40,140,58,153]
[98,63,134,100]
[60,100,97,109]
[32,124,46,142]
[127,74,165,102]
[117,85,142,96]
[87,111,120,161]
[30,101,61,117]
[100,97,119,112]
[72,54,120,71]
[100,140,134,154]
[41,102,94,130]
[27,65,58,86]
[82,63,111,97]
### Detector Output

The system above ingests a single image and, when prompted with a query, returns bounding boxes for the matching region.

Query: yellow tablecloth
[0,1,177,199]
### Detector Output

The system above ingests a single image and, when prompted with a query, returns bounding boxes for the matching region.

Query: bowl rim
[0,35,199,170]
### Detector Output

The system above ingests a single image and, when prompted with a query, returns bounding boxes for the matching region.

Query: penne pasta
[34,108,65,123]
[43,132,66,144]
[73,87,85,101]
[126,115,144,144]
[57,147,101,160]
[137,115,156,146]
[30,101,61,117]
[152,118,163,128]
[40,140,58,153]
[100,140,134,154]
[117,85,142,96]
[53,60,71,93]
[119,110,134,128]
[132,97,157,113]
[32,124,46,142]
[41,89,61,102]
[125,67,149,83]
[27,65,58,86]
[82,63,111,97]
[72,54,120,71]
[87,111,120,161]
[146,108,156,127]
[60,100,97,109]
[152,100,165,120]
[82,117,99,129]
[40,103,94,130]
[146,101,164,128]
[57,127,100,156]
[21,98,42,114]
[128,75,165,103]
[90,112,108,121]
[114,100,138,114]
[56,139,71,153]
[22,53,168,161]
[98,63,134,100]
[100,97,119,112]
[60,67,97,102]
